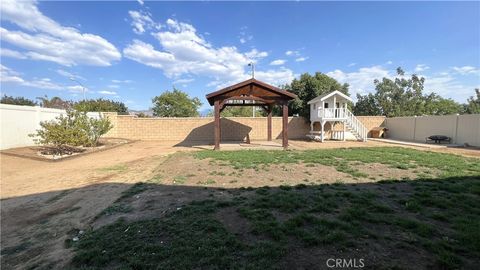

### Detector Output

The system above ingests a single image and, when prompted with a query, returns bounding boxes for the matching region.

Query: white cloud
[56,69,84,80]
[255,68,296,86]
[98,90,117,95]
[238,27,253,44]
[1,65,63,90]
[423,73,477,101]
[123,18,288,87]
[295,57,308,62]
[270,59,286,66]
[128,10,160,35]
[415,64,430,72]
[0,64,24,83]
[137,0,144,5]
[108,84,120,89]
[67,85,88,93]
[452,66,479,75]
[0,0,121,66]
[326,65,477,103]
[244,49,268,60]
[111,79,133,83]
[0,48,27,59]
[386,60,393,65]
[27,78,63,90]
[285,50,299,56]
[326,66,392,97]
[286,50,308,62]
[173,78,194,84]
[207,68,296,89]
[348,63,356,67]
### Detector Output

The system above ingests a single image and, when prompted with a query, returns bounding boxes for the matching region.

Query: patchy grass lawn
[195,147,480,178]
[69,147,480,269]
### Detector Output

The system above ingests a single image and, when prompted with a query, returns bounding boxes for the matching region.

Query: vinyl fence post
[413,116,417,141]
[454,114,459,144]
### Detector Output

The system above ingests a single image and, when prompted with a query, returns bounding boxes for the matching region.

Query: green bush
[30,110,113,151]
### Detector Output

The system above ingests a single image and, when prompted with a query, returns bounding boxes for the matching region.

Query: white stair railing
[344,109,368,141]
[314,108,368,141]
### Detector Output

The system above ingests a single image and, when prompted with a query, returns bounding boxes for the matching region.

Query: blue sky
[1,0,479,111]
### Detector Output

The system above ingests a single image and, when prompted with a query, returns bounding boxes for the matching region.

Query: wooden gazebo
[206,78,297,150]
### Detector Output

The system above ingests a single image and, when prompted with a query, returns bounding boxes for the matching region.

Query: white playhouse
[307,91,367,142]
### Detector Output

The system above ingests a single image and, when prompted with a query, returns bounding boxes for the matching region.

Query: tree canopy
[73,98,128,114]
[353,93,382,116]
[464,89,480,114]
[354,68,463,117]
[37,96,72,109]
[207,106,267,117]
[1,95,37,106]
[283,72,349,118]
[152,88,202,117]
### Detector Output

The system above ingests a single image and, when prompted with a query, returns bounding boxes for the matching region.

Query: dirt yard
[0,141,198,269]
[1,139,479,269]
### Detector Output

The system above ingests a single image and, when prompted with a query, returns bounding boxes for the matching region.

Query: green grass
[1,241,31,256]
[99,203,133,216]
[118,182,149,200]
[44,190,71,204]
[197,179,216,185]
[73,175,480,269]
[98,164,128,173]
[195,147,480,178]
[72,147,480,269]
[96,183,150,219]
[72,201,285,269]
[172,176,187,184]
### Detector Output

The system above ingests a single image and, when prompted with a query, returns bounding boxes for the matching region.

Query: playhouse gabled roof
[307,90,352,104]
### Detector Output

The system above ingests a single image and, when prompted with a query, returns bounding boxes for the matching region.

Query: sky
[1,0,479,112]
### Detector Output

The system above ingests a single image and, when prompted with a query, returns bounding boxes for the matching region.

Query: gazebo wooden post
[282,103,288,149]
[267,105,272,141]
[206,79,297,151]
[214,100,221,150]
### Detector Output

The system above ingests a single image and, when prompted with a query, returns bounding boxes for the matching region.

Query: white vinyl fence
[0,104,101,150]
[385,114,480,147]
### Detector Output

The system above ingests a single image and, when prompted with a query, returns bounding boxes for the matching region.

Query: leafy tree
[73,98,128,114]
[423,93,463,115]
[37,95,72,109]
[135,112,152,118]
[1,95,37,106]
[207,106,266,117]
[353,93,382,116]
[152,88,202,117]
[354,67,463,117]
[373,68,427,117]
[30,110,113,154]
[464,88,480,114]
[283,72,349,118]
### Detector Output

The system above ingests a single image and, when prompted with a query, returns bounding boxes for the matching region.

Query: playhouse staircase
[344,109,368,141]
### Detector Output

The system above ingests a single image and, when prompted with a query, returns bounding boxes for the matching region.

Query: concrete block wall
[103,113,385,143]
[103,114,311,142]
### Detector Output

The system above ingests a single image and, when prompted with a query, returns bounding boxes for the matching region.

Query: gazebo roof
[206,78,297,106]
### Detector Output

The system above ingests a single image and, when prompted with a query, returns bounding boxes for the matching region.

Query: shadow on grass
[1,175,479,270]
